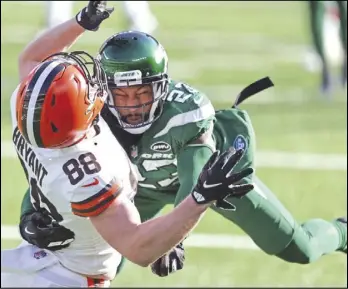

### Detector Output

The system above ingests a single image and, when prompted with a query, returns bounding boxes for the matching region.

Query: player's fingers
[32,213,52,226]
[203,150,220,171]
[227,167,253,183]
[221,148,244,174]
[106,7,114,14]
[36,227,56,238]
[228,183,254,197]
[215,199,236,210]
[92,1,104,7]
[215,147,234,169]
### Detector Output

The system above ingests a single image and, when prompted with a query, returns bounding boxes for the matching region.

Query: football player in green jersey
[18,1,346,279]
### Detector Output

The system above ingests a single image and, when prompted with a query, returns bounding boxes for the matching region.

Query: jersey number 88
[62,152,101,186]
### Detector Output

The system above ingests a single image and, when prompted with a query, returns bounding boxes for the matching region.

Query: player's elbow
[126,253,152,267]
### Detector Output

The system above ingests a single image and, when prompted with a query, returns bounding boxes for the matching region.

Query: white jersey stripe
[154,102,215,138]
[26,60,64,146]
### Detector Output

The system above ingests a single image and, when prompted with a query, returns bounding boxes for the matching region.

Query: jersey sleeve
[156,81,216,153]
[69,176,123,218]
[214,108,256,183]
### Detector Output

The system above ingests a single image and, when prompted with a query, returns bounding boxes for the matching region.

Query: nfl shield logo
[233,135,247,151]
[34,250,47,260]
[130,145,138,158]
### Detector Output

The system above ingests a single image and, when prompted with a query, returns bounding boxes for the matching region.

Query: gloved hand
[191,147,254,210]
[19,210,75,251]
[76,1,114,31]
[151,242,185,277]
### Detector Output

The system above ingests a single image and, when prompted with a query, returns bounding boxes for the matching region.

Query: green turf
[1,1,347,287]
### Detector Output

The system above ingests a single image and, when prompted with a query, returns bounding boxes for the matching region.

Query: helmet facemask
[107,72,169,134]
[42,51,109,143]
[44,51,109,106]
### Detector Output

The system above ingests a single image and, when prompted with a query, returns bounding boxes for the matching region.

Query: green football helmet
[97,31,169,134]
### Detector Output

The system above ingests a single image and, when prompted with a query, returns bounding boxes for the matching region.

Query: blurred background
[1,1,347,287]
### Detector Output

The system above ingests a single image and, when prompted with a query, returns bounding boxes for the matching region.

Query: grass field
[1,1,347,287]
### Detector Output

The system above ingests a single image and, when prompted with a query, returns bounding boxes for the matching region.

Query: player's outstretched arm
[88,148,254,267]
[174,124,215,206]
[90,191,208,267]
[18,1,114,81]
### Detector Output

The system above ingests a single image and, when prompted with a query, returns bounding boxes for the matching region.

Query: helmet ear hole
[73,76,80,85]
[51,122,58,133]
[51,94,56,106]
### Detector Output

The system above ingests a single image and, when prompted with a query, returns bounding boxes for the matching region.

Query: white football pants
[1,242,110,287]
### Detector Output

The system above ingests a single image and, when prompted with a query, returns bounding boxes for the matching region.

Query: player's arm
[90,189,207,267]
[174,123,215,206]
[18,1,114,81]
[72,149,253,267]
[71,177,208,267]
[151,125,215,276]
[175,107,256,206]
[170,89,216,206]
[19,188,76,250]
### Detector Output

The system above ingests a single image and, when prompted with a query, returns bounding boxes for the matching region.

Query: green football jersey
[129,79,215,193]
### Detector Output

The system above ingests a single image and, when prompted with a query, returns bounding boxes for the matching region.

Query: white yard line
[1,140,346,170]
[255,151,347,171]
[1,224,259,250]
[185,233,259,250]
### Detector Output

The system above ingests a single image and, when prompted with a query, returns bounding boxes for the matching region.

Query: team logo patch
[233,135,247,152]
[34,250,47,260]
[151,141,171,152]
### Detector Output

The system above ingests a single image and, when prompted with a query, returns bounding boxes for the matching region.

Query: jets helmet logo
[114,70,142,87]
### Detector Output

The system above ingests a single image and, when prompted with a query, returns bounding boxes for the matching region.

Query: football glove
[191,147,254,210]
[76,1,114,31]
[151,242,185,277]
[19,210,75,251]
